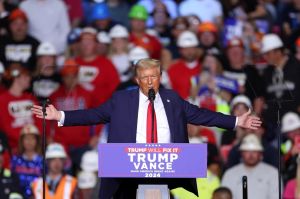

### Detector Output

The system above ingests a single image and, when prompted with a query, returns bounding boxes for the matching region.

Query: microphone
[148,88,155,102]
[148,88,156,143]
[242,176,248,199]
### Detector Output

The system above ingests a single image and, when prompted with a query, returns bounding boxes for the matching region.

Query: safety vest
[32,175,77,199]
[171,171,220,199]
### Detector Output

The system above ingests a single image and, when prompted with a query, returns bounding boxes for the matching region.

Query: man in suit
[32,58,261,199]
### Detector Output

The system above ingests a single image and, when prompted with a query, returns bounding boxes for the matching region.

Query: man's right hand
[31,104,61,121]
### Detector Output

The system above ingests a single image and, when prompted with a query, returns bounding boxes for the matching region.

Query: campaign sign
[98,143,207,178]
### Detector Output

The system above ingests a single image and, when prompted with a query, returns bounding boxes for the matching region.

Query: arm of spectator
[57,1,71,53]
[248,3,267,19]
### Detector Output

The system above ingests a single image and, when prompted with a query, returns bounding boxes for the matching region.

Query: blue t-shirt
[11,155,43,199]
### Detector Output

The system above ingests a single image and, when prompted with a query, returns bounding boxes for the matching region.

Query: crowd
[0,0,300,198]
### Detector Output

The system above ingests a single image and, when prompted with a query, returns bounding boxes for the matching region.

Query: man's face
[241,151,262,167]
[79,34,97,58]
[199,32,215,47]
[130,19,146,33]
[37,56,56,76]
[16,73,31,90]
[135,66,161,96]
[232,103,248,117]
[9,18,28,39]
[226,46,244,65]
[48,158,64,174]
[212,192,232,199]
[179,47,198,62]
[263,50,277,65]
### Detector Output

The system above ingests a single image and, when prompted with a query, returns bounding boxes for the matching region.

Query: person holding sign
[32,58,261,199]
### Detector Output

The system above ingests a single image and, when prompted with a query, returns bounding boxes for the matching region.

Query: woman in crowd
[11,124,43,199]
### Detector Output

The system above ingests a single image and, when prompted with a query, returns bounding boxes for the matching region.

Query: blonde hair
[134,58,162,76]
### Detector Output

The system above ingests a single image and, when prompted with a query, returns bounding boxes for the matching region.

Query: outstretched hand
[31,104,61,121]
[237,109,262,130]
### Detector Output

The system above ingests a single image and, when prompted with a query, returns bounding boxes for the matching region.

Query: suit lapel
[159,89,175,142]
[129,89,139,142]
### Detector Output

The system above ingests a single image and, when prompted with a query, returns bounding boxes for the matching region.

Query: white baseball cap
[81,27,97,36]
[9,192,23,199]
[80,150,98,172]
[230,95,252,110]
[261,33,283,54]
[109,24,129,38]
[77,171,97,189]
[97,31,111,44]
[46,143,67,159]
[239,134,264,151]
[177,31,199,48]
[37,42,57,56]
[129,46,149,63]
[281,112,300,133]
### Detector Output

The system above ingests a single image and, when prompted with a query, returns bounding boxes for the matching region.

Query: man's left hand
[237,109,262,130]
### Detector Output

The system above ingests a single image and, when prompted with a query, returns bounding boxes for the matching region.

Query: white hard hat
[9,192,23,199]
[230,95,252,110]
[281,112,300,133]
[97,31,111,44]
[45,143,67,159]
[239,134,264,151]
[0,61,4,73]
[77,171,97,189]
[37,42,57,56]
[261,33,283,54]
[177,31,199,48]
[20,124,39,135]
[129,46,149,62]
[80,150,98,172]
[109,24,129,38]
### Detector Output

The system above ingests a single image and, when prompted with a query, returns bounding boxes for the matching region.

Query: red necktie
[146,102,157,143]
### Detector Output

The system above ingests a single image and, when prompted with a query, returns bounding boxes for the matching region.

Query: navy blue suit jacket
[63,88,236,198]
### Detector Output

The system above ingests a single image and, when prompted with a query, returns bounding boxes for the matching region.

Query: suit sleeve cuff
[58,111,65,127]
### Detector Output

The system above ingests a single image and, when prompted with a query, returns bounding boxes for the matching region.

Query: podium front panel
[98,143,207,178]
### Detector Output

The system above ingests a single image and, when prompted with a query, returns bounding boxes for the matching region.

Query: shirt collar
[139,89,160,104]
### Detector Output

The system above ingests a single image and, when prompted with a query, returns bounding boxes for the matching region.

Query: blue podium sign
[98,143,207,178]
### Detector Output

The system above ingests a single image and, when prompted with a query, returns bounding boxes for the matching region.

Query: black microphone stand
[277,101,282,199]
[242,176,248,199]
[41,99,48,199]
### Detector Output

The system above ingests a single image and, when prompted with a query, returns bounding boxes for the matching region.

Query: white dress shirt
[136,91,171,143]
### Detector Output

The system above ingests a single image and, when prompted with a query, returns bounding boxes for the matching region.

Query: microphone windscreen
[148,88,155,102]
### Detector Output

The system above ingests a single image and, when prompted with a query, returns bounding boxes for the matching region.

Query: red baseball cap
[9,9,28,22]
[60,59,79,76]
